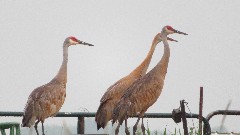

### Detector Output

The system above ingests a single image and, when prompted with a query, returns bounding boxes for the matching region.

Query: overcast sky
[1,0,240,133]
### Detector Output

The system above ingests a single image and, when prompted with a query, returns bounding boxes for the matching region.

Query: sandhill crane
[112,25,187,135]
[22,36,94,135]
[95,33,177,134]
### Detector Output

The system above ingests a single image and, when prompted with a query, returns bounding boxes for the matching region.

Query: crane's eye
[69,36,78,42]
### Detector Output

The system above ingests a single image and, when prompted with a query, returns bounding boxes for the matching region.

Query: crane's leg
[141,118,146,135]
[124,118,130,135]
[34,120,40,135]
[115,123,120,135]
[133,117,141,135]
[41,121,45,135]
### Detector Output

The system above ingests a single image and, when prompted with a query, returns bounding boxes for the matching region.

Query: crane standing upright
[112,26,187,135]
[22,36,94,135]
[95,32,177,135]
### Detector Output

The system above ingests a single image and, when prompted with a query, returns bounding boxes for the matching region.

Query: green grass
[134,123,201,135]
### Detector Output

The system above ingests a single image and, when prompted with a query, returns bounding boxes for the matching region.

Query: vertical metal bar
[1,129,6,135]
[77,116,84,134]
[16,124,21,135]
[202,117,211,135]
[199,87,203,135]
[180,100,188,135]
[10,127,14,135]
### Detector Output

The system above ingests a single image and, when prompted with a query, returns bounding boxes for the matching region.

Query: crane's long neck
[54,45,69,84]
[153,34,170,79]
[129,34,160,78]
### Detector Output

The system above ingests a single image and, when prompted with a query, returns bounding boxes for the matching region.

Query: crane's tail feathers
[97,123,102,130]
[22,102,36,127]
[22,113,36,127]
[112,101,130,126]
[95,102,113,130]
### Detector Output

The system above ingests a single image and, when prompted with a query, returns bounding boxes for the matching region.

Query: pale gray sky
[1,0,240,134]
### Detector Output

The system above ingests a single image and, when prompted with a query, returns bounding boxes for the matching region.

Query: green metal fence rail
[204,110,240,134]
[0,111,211,135]
[0,122,20,135]
[206,110,240,121]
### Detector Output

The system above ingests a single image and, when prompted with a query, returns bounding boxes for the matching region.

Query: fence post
[77,116,84,134]
[199,87,203,135]
[180,100,188,135]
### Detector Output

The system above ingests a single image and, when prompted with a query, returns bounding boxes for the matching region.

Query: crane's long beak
[173,29,188,35]
[78,40,94,46]
[167,37,178,42]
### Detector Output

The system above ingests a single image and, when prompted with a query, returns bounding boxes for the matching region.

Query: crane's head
[163,25,188,35]
[65,36,94,46]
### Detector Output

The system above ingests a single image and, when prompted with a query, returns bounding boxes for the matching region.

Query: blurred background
[0,0,240,134]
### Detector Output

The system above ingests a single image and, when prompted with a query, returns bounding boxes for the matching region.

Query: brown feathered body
[22,39,70,127]
[112,34,170,125]
[95,34,163,129]
[22,79,66,127]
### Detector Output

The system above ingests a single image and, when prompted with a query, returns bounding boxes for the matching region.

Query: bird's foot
[115,128,119,135]
[35,131,39,135]
[141,123,146,135]
[125,127,130,135]
[133,125,138,135]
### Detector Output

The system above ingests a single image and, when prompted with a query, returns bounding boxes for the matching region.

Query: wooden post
[199,87,203,135]
[77,116,84,134]
[180,100,188,135]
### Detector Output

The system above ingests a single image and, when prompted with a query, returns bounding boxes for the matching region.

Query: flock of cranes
[22,25,187,135]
